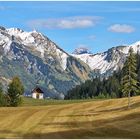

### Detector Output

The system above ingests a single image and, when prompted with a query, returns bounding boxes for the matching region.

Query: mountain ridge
[0,26,93,99]
[72,42,140,75]
[0,26,140,98]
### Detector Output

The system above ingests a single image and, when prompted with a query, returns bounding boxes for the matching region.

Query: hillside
[0,96,140,138]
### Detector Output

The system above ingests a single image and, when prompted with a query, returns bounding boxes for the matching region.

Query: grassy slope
[0,96,140,138]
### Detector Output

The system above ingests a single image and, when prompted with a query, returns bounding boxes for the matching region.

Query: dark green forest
[65,52,140,100]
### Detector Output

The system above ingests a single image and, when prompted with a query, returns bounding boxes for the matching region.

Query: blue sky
[0,1,140,54]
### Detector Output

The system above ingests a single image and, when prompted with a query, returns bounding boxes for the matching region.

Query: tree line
[0,76,24,107]
[65,48,140,106]
[0,48,140,108]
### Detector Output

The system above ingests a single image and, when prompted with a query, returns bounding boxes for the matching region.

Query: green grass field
[21,97,101,106]
[0,96,140,138]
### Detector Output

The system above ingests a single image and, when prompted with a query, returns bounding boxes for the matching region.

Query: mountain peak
[72,47,92,55]
[7,27,24,34]
[7,27,40,36]
[32,28,39,33]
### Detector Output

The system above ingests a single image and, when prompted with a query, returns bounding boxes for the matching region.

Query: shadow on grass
[87,101,140,114]
[39,111,140,127]
[22,125,140,139]
[46,101,140,118]
[0,130,21,139]
[31,112,140,139]
[1,111,140,139]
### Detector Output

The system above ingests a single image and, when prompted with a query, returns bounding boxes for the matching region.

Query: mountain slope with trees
[65,50,140,100]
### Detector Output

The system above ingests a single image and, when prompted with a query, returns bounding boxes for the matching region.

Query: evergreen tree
[0,83,8,107]
[121,48,139,108]
[136,52,140,84]
[7,76,24,107]
[96,92,106,99]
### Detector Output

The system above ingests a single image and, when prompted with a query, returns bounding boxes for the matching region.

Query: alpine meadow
[0,1,140,139]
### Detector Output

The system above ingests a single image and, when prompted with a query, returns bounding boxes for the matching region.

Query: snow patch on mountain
[0,32,12,54]
[117,41,140,54]
[56,50,68,70]
[72,53,111,73]
[7,28,35,44]
[55,47,68,70]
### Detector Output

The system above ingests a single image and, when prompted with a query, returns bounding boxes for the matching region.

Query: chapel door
[36,93,40,99]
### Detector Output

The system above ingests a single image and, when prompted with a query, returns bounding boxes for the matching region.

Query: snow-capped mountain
[0,25,140,98]
[0,26,92,99]
[5,27,68,70]
[72,42,140,75]
[72,47,92,55]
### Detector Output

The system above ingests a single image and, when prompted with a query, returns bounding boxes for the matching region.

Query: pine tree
[121,48,139,108]
[136,53,140,84]
[7,76,24,107]
[0,83,7,107]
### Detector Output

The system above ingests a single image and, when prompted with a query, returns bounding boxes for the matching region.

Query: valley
[0,1,140,139]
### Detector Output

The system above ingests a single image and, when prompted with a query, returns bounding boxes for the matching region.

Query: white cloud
[27,16,102,29]
[108,24,135,33]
